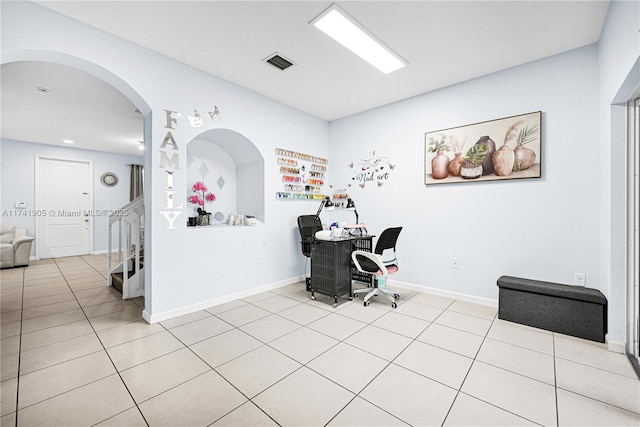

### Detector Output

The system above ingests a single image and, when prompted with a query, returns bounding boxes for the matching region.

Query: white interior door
[36,156,93,258]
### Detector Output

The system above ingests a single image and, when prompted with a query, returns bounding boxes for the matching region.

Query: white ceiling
[1,61,144,157]
[1,1,610,156]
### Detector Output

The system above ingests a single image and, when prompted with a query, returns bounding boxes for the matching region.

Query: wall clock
[101,172,119,187]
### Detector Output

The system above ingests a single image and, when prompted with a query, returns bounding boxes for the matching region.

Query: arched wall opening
[186,128,265,223]
[1,50,153,310]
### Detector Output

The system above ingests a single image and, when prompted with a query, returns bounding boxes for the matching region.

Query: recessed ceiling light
[35,86,52,93]
[310,4,407,74]
[63,139,74,144]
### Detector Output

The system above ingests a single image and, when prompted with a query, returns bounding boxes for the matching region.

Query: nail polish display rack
[275,148,328,200]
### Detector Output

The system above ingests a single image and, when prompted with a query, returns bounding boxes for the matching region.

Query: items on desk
[316,196,335,216]
[345,198,360,224]
[315,230,332,240]
[316,226,367,240]
[343,223,368,236]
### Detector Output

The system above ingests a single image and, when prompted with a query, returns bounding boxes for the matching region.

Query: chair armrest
[351,250,388,277]
[13,235,35,248]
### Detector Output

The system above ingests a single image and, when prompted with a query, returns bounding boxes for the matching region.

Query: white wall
[0,139,141,256]
[1,1,329,319]
[598,0,640,344]
[329,45,601,303]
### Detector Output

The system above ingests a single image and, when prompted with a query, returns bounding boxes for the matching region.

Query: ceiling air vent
[264,53,296,71]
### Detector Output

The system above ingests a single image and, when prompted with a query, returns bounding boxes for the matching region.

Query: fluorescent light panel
[311,4,406,74]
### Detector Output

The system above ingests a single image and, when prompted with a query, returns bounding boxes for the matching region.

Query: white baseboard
[142,276,497,324]
[92,249,119,255]
[143,275,305,324]
[389,279,498,308]
[607,339,626,354]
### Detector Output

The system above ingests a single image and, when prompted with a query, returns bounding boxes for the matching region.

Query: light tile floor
[1,254,639,426]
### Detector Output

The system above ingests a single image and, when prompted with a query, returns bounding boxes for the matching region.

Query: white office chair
[352,227,402,308]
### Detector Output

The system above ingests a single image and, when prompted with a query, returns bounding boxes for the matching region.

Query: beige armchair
[1,224,35,268]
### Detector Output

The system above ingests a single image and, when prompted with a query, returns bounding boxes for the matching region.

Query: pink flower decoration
[192,181,208,192]
[188,181,216,214]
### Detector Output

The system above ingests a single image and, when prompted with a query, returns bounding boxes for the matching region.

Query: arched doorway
[1,51,152,311]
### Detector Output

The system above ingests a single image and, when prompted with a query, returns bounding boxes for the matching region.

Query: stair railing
[108,195,144,299]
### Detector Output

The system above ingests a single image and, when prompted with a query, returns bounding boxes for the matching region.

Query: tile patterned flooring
[1,254,639,426]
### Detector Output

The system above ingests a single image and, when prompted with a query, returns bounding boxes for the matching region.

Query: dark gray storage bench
[497,276,607,343]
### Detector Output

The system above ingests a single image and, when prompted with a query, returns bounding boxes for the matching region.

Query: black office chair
[297,215,323,291]
[352,227,403,308]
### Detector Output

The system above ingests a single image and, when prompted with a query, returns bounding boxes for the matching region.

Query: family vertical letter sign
[159,109,182,229]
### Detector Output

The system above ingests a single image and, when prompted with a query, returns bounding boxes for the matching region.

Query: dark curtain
[130,164,144,201]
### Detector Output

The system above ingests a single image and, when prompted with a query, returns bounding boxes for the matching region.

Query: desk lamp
[316,196,335,217]
[346,198,359,224]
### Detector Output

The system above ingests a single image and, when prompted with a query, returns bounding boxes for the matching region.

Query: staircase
[110,248,144,294]
[108,196,144,299]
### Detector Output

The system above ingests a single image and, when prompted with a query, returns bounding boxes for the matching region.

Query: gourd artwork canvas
[424,111,541,185]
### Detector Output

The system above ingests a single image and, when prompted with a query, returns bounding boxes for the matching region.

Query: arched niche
[186,128,265,223]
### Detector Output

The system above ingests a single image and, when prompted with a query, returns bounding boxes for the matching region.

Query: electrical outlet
[574,272,586,286]
[452,258,460,269]
[259,254,265,264]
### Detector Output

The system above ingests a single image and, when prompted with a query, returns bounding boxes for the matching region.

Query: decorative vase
[448,153,465,176]
[196,214,210,226]
[493,145,515,176]
[474,136,496,176]
[513,146,536,171]
[460,161,483,179]
[431,149,450,179]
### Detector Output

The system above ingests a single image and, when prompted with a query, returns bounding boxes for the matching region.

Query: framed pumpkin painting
[424,111,542,185]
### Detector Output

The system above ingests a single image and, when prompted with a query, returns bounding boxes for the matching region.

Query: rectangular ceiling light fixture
[310,3,407,74]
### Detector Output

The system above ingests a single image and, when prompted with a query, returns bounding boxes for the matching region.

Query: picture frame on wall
[424,111,542,185]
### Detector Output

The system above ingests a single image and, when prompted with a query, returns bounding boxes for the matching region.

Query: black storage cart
[310,235,374,307]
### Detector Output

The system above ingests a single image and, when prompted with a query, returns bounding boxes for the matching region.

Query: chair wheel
[333,303,338,308]
[364,301,370,307]
[354,293,359,298]
[394,294,400,300]
[391,302,397,308]
[311,295,316,300]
